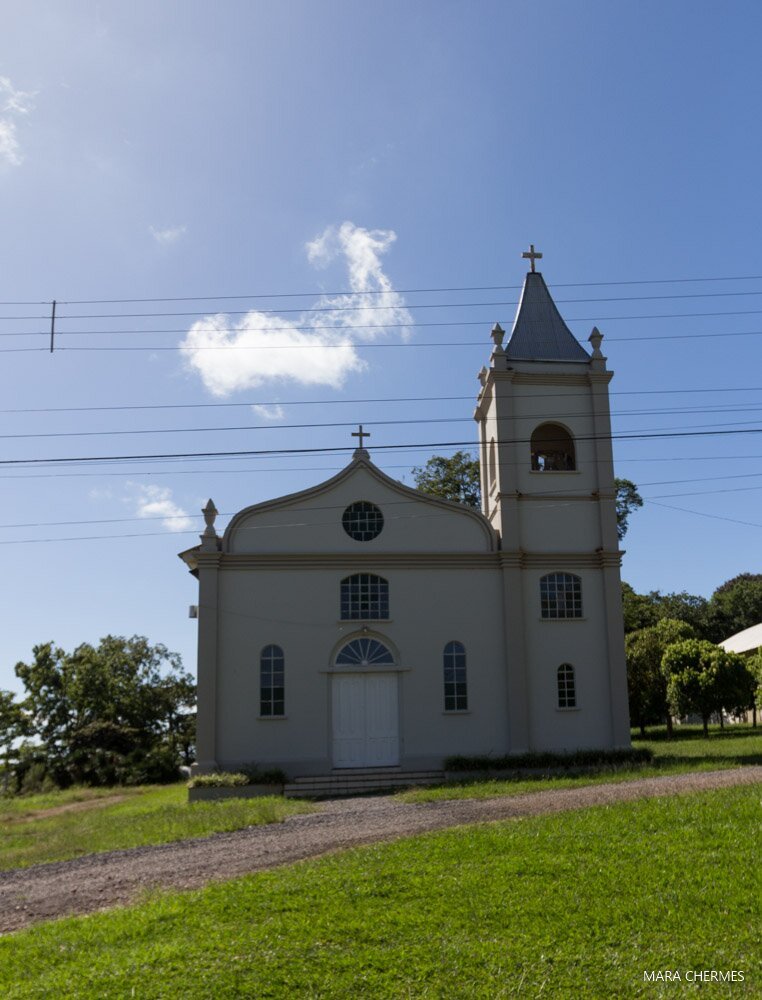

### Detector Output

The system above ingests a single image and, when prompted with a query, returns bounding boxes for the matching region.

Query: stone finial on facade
[588,327,603,357]
[491,322,505,349]
[477,365,488,387]
[588,327,607,370]
[200,498,219,551]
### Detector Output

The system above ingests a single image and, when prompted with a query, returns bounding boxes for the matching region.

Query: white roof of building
[719,621,762,653]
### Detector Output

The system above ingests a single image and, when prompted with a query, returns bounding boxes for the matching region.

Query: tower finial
[522,244,543,273]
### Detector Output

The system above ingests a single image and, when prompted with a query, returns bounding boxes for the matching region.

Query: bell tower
[474,248,631,751]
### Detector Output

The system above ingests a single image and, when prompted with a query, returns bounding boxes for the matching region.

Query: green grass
[0,783,313,870]
[0,786,759,998]
[399,723,762,802]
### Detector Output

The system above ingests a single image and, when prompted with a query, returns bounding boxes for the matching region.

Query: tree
[663,639,756,736]
[625,619,695,736]
[614,478,643,541]
[411,451,481,507]
[15,636,195,788]
[0,690,28,793]
[621,585,711,638]
[706,574,762,644]
[411,453,643,540]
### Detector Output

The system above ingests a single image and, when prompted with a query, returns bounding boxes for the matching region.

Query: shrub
[444,748,653,772]
[187,772,250,789]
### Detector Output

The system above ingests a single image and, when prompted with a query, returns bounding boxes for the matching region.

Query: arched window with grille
[260,645,284,717]
[340,574,389,620]
[336,637,395,666]
[443,641,468,711]
[530,422,576,471]
[557,663,576,709]
[540,573,583,619]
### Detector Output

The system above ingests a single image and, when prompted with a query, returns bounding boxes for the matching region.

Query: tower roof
[505,271,590,363]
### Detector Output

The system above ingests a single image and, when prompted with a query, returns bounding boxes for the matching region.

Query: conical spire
[505,263,590,363]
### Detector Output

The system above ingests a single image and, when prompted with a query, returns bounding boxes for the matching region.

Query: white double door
[332,672,399,768]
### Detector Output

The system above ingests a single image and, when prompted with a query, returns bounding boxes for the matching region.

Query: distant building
[180,250,631,778]
[719,622,762,656]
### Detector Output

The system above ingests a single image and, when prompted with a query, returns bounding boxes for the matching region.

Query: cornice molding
[217,548,623,571]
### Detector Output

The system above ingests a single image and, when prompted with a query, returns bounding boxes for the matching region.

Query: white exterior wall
[213,564,507,773]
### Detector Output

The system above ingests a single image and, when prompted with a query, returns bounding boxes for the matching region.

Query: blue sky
[1,1,761,693]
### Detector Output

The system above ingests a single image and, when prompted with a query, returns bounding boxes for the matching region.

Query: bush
[444,748,653,772]
[188,768,287,789]
[187,772,250,789]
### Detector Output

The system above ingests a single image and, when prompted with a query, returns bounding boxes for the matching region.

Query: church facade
[181,253,631,776]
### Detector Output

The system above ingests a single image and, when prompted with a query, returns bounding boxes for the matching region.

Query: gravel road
[1,766,759,934]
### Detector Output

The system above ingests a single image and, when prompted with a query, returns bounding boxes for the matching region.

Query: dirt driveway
[1,766,759,934]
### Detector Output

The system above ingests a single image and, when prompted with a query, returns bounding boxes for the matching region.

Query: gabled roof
[505,271,590,363]
[221,449,498,552]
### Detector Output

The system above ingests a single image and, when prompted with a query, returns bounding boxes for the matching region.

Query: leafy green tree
[614,478,643,541]
[706,574,762,643]
[0,690,29,793]
[621,583,660,634]
[411,451,481,507]
[411,453,643,540]
[621,585,711,638]
[663,639,755,736]
[15,636,195,787]
[625,619,695,736]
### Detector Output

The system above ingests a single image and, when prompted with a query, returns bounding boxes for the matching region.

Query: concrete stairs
[284,767,445,799]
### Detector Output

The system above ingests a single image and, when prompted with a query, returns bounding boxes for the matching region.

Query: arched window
[488,438,497,488]
[340,574,389,620]
[530,423,576,471]
[540,573,582,619]
[443,641,468,711]
[336,638,394,666]
[260,645,284,717]
[557,663,576,708]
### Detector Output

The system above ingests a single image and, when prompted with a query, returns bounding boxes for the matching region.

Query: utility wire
[1,270,762,306]
[4,453,762,480]
[7,287,762,322]
[1,385,761,416]
[3,426,762,468]
[4,475,762,532]
[4,326,762,354]
[3,406,762,442]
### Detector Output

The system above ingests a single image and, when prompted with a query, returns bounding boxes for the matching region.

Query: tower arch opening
[530,422,576,471]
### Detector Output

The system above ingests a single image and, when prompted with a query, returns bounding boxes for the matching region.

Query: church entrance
[331,673,399,768]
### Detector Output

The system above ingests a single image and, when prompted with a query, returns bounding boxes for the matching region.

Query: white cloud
[131,484,194,533]
[179,221,413,395]
[0,77,34,168]
[252,403,286,421]
[150,224,187,246]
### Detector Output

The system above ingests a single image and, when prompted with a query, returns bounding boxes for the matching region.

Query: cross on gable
[522,244,543,273]
[352,424,370,449]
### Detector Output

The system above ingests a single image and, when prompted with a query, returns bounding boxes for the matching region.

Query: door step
[284,769,445,798]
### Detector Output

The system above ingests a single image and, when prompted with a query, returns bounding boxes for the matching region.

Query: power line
[4,475,762,532]
[3,426,762,468]
[4,271,762,306]
[4,453,762,481]
[4,326,762,354]
[1,385,761,416]
[3,405,762,442]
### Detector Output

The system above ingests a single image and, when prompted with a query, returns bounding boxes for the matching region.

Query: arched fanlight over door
[336,638,395,666]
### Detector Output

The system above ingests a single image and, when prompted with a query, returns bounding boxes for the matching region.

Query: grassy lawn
[0,786,758,998]
[0,783,313,871]
[399,723,762,802]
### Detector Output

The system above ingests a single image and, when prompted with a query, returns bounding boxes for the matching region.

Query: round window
[342,501,384,542]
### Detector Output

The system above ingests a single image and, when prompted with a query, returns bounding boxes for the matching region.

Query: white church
[180,249,631,779]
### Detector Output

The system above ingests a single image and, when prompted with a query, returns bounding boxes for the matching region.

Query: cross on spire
[522,244,543,273]
[352,424,370,449]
